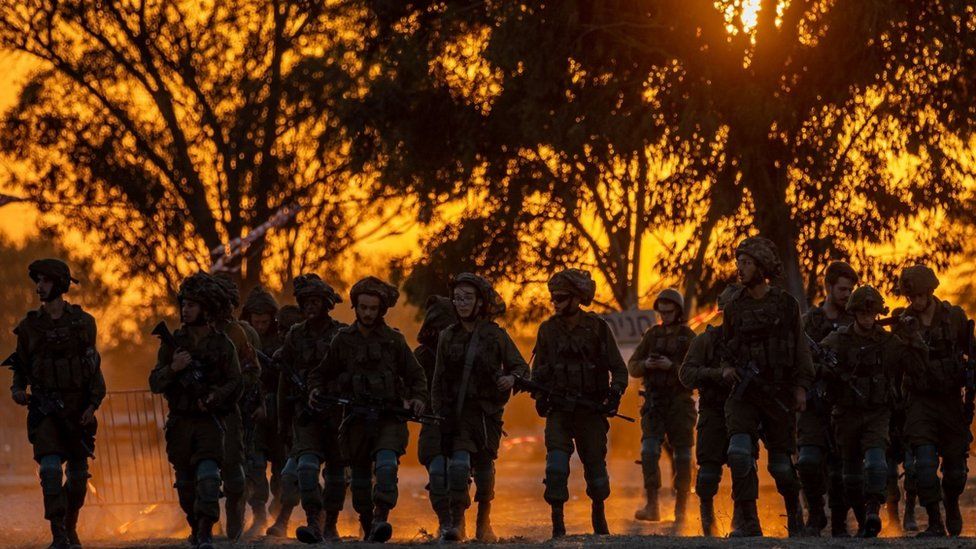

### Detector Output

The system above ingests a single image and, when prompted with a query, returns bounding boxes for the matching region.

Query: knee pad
[322,463,347,510]
[767,452,799,492]
[796,445,824,475]
[427,456,449,496]
[695,462,723,498]
[222,464,246,497]
[727,434,754,480]
[64,459,90,498]
[39,455,64,496]
[472,458,496,502]
[374,450,399,488]
[296,454,321,491]
[545,450,571,481]
[448,450,472,491]
[583,462,611,502]
[914,445,939,485]
[248,451,267,471]
[863,448,887,497]
[195,459,222,504]
[941,459,968,497]
[641,437,662,460]
[174,470,197,511]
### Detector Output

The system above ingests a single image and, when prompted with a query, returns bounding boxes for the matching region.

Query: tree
[343,1,976,313]
[0,0,373,296]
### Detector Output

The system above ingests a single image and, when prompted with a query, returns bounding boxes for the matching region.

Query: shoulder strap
[455,323,482,418]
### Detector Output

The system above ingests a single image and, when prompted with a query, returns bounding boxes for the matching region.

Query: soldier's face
[34,274,55,302]
[551,292,579,316]
[828,276,855,308]
[181,299,205,325]
[656,302,679,326]
[356,294,382,326]
[301,296,324,319]
[452,284,480,320]
[855,311,878,331]
[908,292,932,313]
[736,255,760,286]
[250,313,273,335]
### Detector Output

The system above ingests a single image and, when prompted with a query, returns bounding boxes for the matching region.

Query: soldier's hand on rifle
[534,394,551,417]
[172,350,192,372]
[496,374,515,392]
[794,386,807,412]
[405,398,425,416]
[80,405,96,426]
[197,392,215,411]
[652,356,672,370]
[603,387,623,415]
[721,366,740,384]
[11,388,28,406]
[308,388,322,410]
[900,315,920,333]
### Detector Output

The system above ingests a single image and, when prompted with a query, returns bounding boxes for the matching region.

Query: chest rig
[831,332,892,408]
[642,325,691,394]
[549,316,608,397]
[728,290,796,383]
[23,310,95,394]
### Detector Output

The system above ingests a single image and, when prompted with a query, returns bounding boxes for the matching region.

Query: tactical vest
[916,303,966,393]
[829,331,892,408]
[439,323,510,408]
[547,314,610,398]
[727,288,797,383]
[697,330,730,408]
[18,307,97,394]
[804,305,853,343]
[332,326,407,403]
[286,318,344,401]
[640,324,692,394]
[165,329,236,415]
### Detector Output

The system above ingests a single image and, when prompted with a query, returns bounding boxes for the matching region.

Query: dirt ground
[3,458,975,549]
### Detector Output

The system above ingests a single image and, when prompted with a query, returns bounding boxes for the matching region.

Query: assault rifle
[150,321,225,434]
[3,352,95,458]
[312,394,444,426]
[805,333,867,402]
[712,336,790,413]
[513,374,635,422]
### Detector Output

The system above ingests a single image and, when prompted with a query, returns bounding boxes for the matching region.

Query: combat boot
[852,502,866,537]
[830,507,849,537]
[862,500,882,538]
[944,496,963,536]
[368,506,393,543]
[265,505,292,537]
[358,510,373,541]
[196,517,215,549]
[804,494,826,536]
[902,493,918,532]
[917,503,946,537]
[225,494,245,541]
[634,488,660,521]
[592,500,610,535]
[475,501,497,542]
[47,519,69,549]
[728,500,763,538]
[441,504,464,542]
[434,504,452,540]
[295,510,323,544]
[699,497,716,537]
[323,510,341,542]
[673,489,688,531]
[243,505,267,539]
[64,509,83,549]
[550,504,566,539]
[785,492,804,538]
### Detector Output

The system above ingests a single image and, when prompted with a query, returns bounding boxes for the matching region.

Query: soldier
[307,276,427,543]
[238,286,286,537]
[149,273,242,549]
[628,288,696,527]
[8,259,104,549]
[413,296,458,538]
[431,273,529,541]
[890,265,973,537]
[271,275,347,543]
[530,268,628,538]
[211,275,261,541]
[677,285,739,536]
[818,285,925,538]
[265,303,305,537]
[721,237,814,537]
[798,261,857,536]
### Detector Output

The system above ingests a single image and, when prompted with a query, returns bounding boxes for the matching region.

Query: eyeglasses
[551,293,572,303]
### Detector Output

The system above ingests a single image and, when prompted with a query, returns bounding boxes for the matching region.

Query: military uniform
[150,272,242,549]
[11,260,104,548]
[820,286,926,538]
[532,268,628,537]
[430,273,528,541]
[799,303,853,535]
[891,265,973,537]
[722,237,814,537]
[628,307,696,523]
[308,276,428,543]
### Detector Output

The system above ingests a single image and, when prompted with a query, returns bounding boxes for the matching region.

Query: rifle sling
[455,322,482,419]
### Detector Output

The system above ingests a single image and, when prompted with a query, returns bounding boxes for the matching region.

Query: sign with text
[600,309,657,345]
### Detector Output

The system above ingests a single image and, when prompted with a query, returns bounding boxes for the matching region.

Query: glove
[534,394,552,418]
[603,387,623,416]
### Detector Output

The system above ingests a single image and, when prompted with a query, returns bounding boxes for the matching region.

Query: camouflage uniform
[10,259,105,548]
[628,289,696,524]
[891,265,973,537]
[722,237,814,537]
[532,269,628,537]
[238,286,286,534]
[820,286,926,538]
[677,285,740,536]
[799,300,854,535]
[273,275,347,543]
[308,276,428,543]
[149,273,242,548]
[431,273,528,541]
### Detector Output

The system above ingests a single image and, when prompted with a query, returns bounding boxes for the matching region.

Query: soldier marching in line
[629,289,696,528]
[9,260,104,549]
